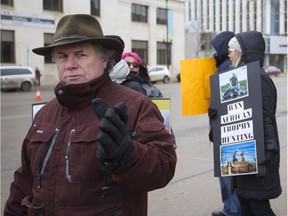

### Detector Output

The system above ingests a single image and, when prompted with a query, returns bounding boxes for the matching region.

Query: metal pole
[166,0,169,69]
[27,49,29,66]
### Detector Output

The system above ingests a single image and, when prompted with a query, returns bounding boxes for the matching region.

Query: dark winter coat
[122,71,146,95]
[4,72,177,216]
[234,31,281,200]
[209,31,235,141]
[211,31,235,73]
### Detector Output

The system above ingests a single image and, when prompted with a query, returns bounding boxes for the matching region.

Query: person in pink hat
[122,52,163,98]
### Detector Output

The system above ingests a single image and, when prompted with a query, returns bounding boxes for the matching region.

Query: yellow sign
[180,57,216,116]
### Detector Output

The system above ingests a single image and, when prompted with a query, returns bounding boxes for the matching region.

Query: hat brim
[32,38,124,56]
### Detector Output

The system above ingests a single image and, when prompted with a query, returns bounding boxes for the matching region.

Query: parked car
[1,66,35,91]
[148,65,171,84]
[265,66,282,77]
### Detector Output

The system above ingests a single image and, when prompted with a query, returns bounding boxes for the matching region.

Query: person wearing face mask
[105,35,130,84]
[226,31,281,216]
[208,31,241,216]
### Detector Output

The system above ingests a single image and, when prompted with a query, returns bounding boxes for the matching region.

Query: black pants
[238,196,276,216]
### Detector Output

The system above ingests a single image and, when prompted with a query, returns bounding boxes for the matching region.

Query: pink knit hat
[121,52,142,64]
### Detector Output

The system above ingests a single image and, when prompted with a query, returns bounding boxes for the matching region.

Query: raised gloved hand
[208,107,218,120]
[91,98,134,171]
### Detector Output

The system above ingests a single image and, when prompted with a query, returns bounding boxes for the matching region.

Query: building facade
[184,0,287,71]
[1,0,185,85]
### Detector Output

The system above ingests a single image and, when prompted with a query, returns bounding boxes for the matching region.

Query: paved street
[1,75,287,215]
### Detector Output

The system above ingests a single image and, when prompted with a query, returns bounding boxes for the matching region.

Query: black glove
[208,108,218,120]
[91,98,133,171]
[258,150,275,165]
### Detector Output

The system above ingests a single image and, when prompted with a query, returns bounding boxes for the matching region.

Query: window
[157,41,171,66]
[1,30,15,63]
[1,0,13,6]
[91,0,100,16]
[157,8,167,25]
[43,0,63,12]
[271,0,280,34]
[132,40,148,64]
[285,0,287,35]
[1,68,32,76]
[131,4,148,23]
[200,33,213,50]
[44,33,54,63]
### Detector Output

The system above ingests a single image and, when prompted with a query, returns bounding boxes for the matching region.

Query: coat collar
[54,72,111,109]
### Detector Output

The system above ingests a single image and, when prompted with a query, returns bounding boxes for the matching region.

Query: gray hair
[92,44,116,73]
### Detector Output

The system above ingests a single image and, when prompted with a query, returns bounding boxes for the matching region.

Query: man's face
[53,43,108,84]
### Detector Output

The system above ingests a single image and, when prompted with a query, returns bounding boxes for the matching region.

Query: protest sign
[151,98,171,133]
[210,61,265,177]
[180,57,216,116]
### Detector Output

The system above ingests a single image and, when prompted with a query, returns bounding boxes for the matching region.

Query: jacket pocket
[136,119,166,143]
[21,195,45,216]
[27,124,59,188]
[66,123,100,184]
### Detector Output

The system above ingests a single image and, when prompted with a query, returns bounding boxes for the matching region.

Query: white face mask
[110,59,130,83]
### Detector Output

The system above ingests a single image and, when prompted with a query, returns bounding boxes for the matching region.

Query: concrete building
[184,0,287,71]
[1,0,185,86]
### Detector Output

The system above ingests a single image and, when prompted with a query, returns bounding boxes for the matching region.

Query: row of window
[1,0,170,65]
[188,0,287,35]
[1,0,64,12]
[1,0,168,25]
[1,30,171,65]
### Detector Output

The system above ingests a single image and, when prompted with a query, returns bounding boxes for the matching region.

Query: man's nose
[65,55,77,69]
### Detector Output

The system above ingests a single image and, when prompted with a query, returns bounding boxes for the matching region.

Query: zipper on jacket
[65,129,75,183]
[37,128,59,189]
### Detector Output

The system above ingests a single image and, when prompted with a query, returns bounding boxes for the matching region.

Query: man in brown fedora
[4,14,177,216]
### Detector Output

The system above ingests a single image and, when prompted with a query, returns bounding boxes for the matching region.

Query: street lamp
[166,0,169,70]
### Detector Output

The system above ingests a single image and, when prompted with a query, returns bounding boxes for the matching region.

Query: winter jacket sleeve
[261,73,280,152]
[4,138,33,216]
[110,98,177,191]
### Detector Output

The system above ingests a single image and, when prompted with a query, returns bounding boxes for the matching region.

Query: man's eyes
[76,53,87,58]
[57,54,67,59]
[55,53,87,61]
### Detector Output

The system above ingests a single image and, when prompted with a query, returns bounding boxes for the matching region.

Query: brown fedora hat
[32,14,124,56]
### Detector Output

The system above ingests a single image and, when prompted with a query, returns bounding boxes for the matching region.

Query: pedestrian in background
[121,51,147,95]
[227,31,281,216]
[4,14,177,216]
[35,66,41,86]
[208,31,241,216]
[105,35,130,84]
[139,63,163,98]
[122,52,162,98]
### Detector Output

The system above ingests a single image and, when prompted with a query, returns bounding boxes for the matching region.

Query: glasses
[228,48,235,54]
[126,62,140,68]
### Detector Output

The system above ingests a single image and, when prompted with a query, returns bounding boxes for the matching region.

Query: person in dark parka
[228,31,282,216]
[209,31,241,216]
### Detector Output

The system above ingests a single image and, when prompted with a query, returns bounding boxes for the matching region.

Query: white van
[0,66,35,92]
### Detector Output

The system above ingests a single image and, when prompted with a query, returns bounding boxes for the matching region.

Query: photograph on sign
[220,140,258,177]
[151,98,171,134]
[219,66,249,103]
